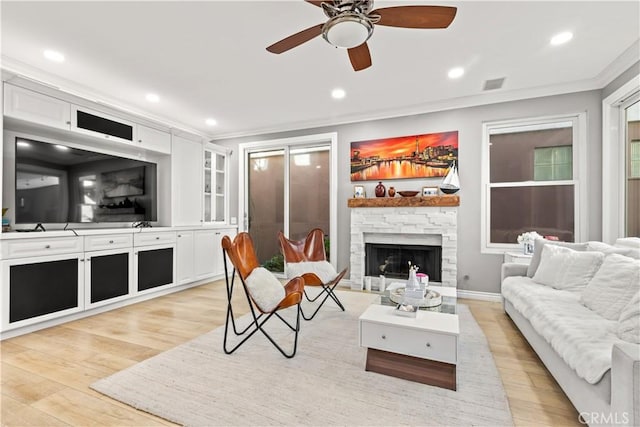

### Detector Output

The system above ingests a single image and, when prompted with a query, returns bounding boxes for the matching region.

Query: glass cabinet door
[203,147,227,223]
[204,151,212,222]
[215,153,226,222]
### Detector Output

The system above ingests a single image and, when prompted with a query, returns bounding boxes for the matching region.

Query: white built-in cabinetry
[176,227,236,285]
[3,83,71,130]
[1,79,236,340]
[4,83,172,155]
[0,226,235,338]
[137,124,171,154]
[204,145,228,223]
[176,230,195,285]
[172,135,204,226]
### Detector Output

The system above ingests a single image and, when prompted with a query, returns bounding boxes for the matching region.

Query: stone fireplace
[349,196,458,290]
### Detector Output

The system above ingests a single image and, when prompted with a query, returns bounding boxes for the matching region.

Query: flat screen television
[14,137,157,225]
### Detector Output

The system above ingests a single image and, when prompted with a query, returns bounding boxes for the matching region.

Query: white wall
[214,89,603,294]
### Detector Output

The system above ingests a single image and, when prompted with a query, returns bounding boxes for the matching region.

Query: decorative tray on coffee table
[388,287,443,308]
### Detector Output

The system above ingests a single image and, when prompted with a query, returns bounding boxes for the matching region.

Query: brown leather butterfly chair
[277,228,347,320]
[221,232,304,358]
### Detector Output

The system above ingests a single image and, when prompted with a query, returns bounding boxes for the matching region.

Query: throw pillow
[587,241,640,259]
[580,254,640,321]
[286,260,337,283]
[527,238,588,278]
[532,244,604,291]
[618,291,640,344]
[244,267,285,313]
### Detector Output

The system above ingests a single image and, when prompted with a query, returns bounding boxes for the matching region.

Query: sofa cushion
[618,292,640,344]
[580,254,640,321]
[532,244,604,292]
[527,238,588,278]
[285,260,337,283]
[502,277,625,384]
[245,267,285,313]
[588,241,639,259]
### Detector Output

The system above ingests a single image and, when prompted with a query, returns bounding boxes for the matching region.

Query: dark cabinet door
[90,253,129,303]
[10,258,79,323]
[137,247,173,291]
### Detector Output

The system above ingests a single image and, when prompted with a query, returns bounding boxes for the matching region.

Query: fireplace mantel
[348,195,459,208]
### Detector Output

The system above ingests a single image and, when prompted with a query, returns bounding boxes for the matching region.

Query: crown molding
[210,77,603,140]
[595,39,640,87]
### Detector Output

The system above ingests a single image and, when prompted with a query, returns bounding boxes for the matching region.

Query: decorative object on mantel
[375,181,386,197]
[353,185,365,198]
[351,131,459,181]
[398,190,419,197]
[347,195,460,208]
[422,186,439,196]
[388,187,396,197]
[517,231,542,255]
[439,160,460,194]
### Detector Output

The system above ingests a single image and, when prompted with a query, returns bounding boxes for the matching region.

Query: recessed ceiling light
[550,31,573,46]
[16,141,31,148]
[43,49,65,63]
[448,67,464,79]
[145,93,160,103]
[332,88,346,99]
[205,118,217,126]
[54,145,69,151]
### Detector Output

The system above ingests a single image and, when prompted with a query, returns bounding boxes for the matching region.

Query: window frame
[602,75,639,243]
[481,113,587,253]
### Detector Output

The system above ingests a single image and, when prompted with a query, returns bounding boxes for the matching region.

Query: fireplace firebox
[365,243,442,282]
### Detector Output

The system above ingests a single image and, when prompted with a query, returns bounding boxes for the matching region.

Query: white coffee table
[358,285,459,390]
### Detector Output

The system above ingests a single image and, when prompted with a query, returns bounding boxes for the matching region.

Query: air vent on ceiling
[483,78,505,91]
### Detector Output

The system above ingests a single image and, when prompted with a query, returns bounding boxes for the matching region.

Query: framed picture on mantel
[350,131,458,181]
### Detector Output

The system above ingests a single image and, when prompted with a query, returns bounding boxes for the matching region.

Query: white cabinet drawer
[134,232,176,247]
[1,237,83,259]
[360,321,457,364]
[84,234,132,252]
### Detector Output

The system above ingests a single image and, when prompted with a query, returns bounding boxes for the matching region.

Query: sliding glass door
[241,134,336,272]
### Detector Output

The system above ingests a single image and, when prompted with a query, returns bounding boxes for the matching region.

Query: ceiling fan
[266,0,457,72]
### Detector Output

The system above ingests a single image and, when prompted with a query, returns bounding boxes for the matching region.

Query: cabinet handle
[109,240,114,244]
[66,121,71,125]
[138,139,142,143]
[80,258,85,262]
[381,335,386,340]
[45,244,51,249]
[215,232,221,235]
[178,234,182,238]
[426,343,431,348]
[156,237,160,240]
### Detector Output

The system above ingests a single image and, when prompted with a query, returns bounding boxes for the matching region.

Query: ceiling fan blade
[348,43,372,72]
[266,24,324,54]
[372,6,457,29]
[304,1,324,7]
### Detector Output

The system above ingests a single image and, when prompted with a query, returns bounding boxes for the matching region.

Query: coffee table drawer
[361,321,457,364]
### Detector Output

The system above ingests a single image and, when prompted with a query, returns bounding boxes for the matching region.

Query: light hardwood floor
[1,281,580,426]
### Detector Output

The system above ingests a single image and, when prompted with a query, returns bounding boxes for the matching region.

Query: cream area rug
[91,291,513,426]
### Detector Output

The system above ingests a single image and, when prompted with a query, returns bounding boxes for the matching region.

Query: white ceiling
[2,1,639,139]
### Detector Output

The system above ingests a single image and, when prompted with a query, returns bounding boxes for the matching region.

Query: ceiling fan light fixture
[322,13,373,49]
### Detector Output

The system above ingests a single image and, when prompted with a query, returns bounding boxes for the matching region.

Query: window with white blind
[481,114,586,252]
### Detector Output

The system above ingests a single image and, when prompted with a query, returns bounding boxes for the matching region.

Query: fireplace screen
[365,243,442,282]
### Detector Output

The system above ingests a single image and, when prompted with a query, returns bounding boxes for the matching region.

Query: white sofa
[501,238,640,426]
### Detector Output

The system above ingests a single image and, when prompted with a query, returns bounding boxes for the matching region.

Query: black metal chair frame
[222,248,301,358]
[298,270,347,321]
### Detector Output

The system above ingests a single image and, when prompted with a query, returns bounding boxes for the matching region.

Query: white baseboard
[457,289,503,302]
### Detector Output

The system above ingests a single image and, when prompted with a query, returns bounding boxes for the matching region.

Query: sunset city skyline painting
[350,131,459,181]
